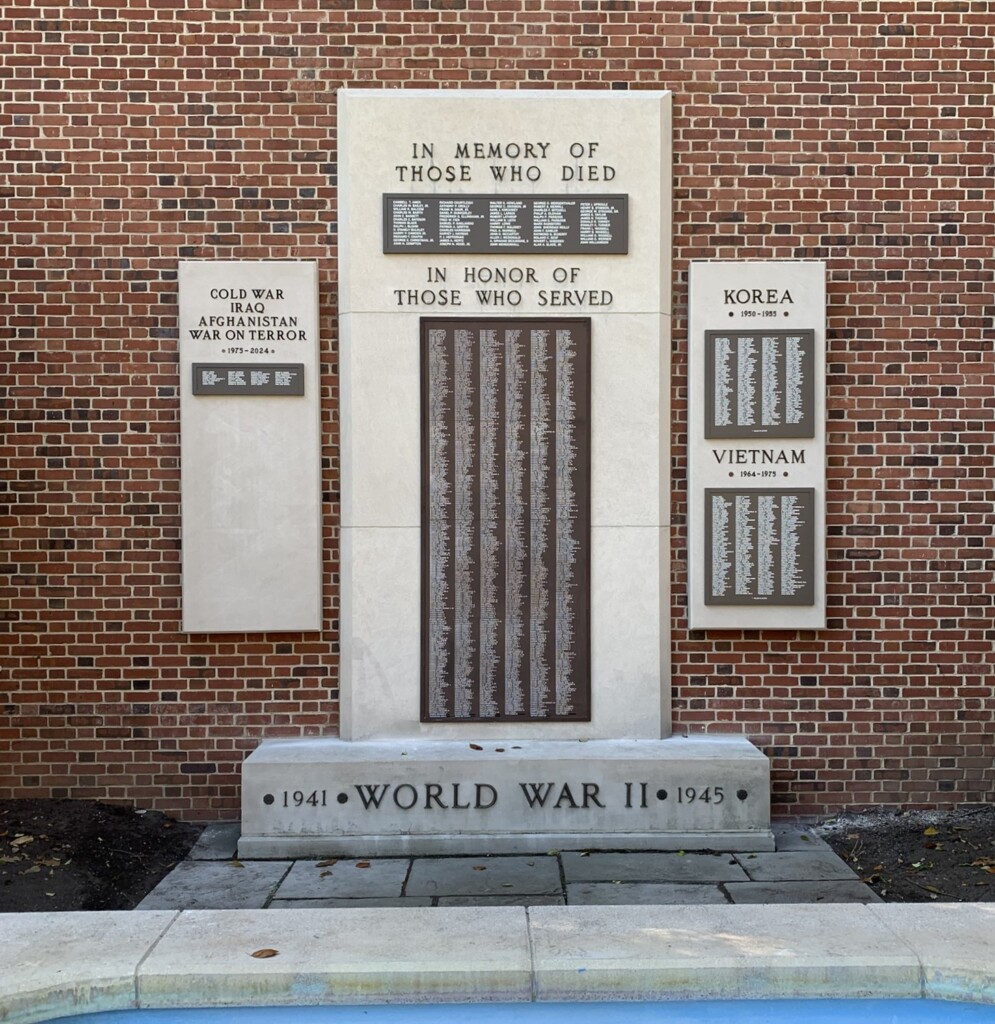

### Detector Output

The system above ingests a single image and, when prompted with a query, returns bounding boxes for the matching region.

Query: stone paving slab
[137,908,533,1006]
[270,897,433,908]
[725,880,881,903]
[567,882,729,905]
[771,822,832,852]
[136,860,291,910]
[561,851,747,883]
[188,823,241,861]
[137,820,864,911]
[734,849,859,881]
[276,858,409,899]
[406,855,561,896]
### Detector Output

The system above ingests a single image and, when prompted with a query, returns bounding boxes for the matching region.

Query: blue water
[49,1003,995,1024]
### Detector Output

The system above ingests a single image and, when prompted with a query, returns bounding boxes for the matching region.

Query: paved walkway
[137,822,879,910]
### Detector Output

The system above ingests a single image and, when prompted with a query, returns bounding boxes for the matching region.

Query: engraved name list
[421,318,591,723]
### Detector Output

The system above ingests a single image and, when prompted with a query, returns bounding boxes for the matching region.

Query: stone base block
[239,735,772,857]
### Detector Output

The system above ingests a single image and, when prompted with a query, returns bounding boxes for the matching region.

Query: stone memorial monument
[238,91,774,855]
[688,261,826,630]
[178,261,321,633]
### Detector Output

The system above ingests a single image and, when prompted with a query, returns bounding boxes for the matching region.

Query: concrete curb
[4,904,995,1023]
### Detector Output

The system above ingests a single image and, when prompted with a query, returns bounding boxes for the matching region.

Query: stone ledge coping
[3,903,994,1024]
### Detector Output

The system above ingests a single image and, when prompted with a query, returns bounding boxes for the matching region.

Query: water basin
[45,1004,995,1024]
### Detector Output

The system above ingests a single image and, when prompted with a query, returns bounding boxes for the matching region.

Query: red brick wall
[3,1,992,819]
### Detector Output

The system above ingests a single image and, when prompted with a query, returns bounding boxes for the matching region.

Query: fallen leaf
[472,865,487,872]
[923,826,939,837]
[316,859,338,868]
[320,871,332,878]
[800,833,811,842]
[971,857,995,867]
[469,743,483,750]
[228,860,245,869]
[355,861,370,869]
[250,949,279,959]
[38,857,61,868]
[11,836,34,847]
[23,865,41,874]
[494,748,505,752]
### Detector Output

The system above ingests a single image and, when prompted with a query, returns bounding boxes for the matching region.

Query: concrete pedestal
[238,736,773,857]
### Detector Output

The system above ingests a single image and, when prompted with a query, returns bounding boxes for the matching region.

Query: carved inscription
[421,318,591,722]
[265,781,740,814]
[704,330,815,439]
[705,488,816,605]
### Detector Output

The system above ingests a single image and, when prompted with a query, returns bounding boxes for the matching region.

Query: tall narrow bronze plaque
[421,318,591,723]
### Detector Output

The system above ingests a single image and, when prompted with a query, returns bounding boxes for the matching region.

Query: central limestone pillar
[239,89,774,856]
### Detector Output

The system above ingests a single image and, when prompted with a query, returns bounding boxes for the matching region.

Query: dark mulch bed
[818,804,995,902]
[0,799,202,912]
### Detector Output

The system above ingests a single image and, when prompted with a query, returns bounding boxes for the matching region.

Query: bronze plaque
[421,318,591,722]
[704,330,816,438]
[191,363,305,396]
[705,488,816,605]
[385,195,628,254]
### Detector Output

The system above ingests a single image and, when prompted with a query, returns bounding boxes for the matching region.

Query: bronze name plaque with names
[386,195,628,255]
[705,488,816,606]
[421,318,591,723]
[192,363,305,396]
[704,330,815,439]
